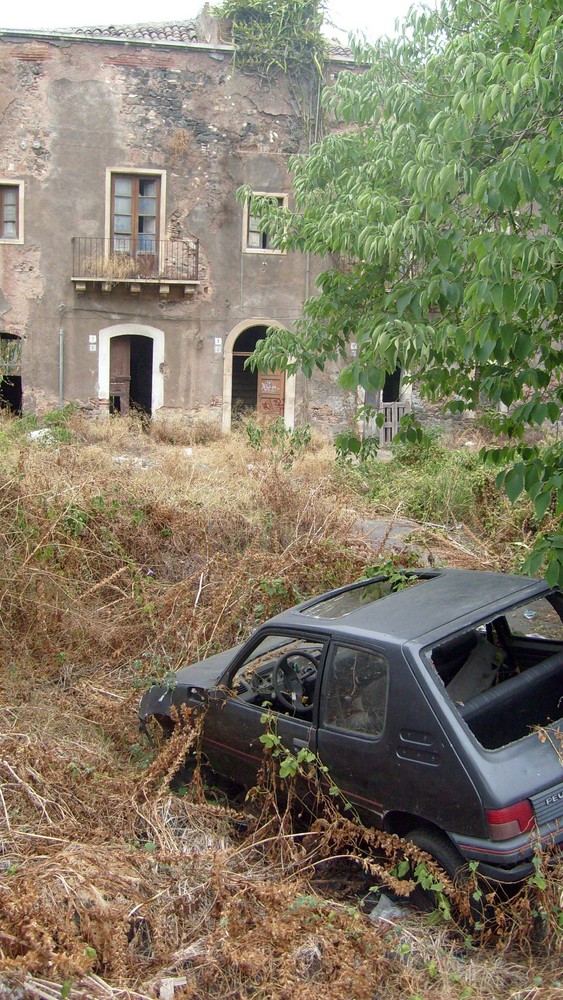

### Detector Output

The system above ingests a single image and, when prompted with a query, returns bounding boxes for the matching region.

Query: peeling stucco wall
[0,26,353,430]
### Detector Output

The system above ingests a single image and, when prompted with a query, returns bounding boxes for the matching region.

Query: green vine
[213,0,327,81]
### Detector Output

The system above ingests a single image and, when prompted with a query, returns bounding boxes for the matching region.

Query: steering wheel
[272,649,318,715]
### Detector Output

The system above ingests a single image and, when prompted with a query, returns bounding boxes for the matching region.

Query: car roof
[268,569,550,646]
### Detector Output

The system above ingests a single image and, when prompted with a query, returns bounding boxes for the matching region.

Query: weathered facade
[0,9,360,431]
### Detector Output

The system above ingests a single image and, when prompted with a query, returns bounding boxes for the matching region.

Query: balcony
[71,237,199,295]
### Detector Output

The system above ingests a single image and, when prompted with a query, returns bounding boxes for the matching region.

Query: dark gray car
[139,569,563,887]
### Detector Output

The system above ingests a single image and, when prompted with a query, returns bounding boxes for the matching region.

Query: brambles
[0,410,561,998]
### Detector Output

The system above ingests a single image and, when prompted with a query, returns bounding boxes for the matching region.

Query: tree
[245,0,563,585]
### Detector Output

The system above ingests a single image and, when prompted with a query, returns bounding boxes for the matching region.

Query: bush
[365,445,530,539]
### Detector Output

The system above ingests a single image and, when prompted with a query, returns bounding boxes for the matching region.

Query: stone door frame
[98,323,164,416]
[222,318,296,433]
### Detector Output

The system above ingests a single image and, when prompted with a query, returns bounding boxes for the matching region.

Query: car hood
[138,644,243,721]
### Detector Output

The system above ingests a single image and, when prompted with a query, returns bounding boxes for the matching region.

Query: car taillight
[486,800,534,841]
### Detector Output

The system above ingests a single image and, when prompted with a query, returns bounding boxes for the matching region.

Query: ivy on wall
[213,0,326,82]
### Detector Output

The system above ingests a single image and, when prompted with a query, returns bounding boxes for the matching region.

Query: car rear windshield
[299,574,428,620]
[504,597,563,640]
[427,593,563,750]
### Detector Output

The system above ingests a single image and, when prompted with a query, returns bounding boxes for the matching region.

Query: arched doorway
[222,320,296,433]
[232,325,285,416]
[98,324,164,417]
[0,334,23,414]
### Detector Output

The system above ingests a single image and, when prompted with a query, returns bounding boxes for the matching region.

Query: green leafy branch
[246,415,312,469]
[258,711,354,810]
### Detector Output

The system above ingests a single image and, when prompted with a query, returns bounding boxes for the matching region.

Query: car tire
[405,827,469,913]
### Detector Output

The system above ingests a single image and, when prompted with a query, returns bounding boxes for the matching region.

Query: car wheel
[405,827,470,914]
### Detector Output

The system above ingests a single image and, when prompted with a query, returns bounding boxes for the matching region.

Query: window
[0,183,23,243]
[231,632,325,715]
[110,172,161,255]
[301,574,427,619]
[323,645,388,736]
[243,192,287,252]
[504,597,563,641]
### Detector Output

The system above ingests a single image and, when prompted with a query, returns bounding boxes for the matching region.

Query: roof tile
[70,21,200,44]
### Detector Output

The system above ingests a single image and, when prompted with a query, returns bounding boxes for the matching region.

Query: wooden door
[112,175,159,277]
[380,402,408,445]
[110,336,131,415]
[257,369,285,417]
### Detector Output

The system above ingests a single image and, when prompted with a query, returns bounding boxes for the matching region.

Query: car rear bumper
[451,823,562,883]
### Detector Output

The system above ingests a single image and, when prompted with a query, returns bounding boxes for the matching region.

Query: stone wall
[0,22,352,432]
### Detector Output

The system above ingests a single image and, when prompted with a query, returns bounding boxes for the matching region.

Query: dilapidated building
[0,8,368,432]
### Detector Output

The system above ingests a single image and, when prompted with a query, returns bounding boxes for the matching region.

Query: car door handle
[293,738,308,749]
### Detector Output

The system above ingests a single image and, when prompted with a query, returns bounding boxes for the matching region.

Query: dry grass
[0,412,561,999]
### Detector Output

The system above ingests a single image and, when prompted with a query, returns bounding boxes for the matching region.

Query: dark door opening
[130,336,153,415]
[382,368,401,403]
[110,335,153,416]
[232,351,257,411]
[381,368,406,445]
[231,325,284,418]
[0,334,23,414]
[363,368,405,446]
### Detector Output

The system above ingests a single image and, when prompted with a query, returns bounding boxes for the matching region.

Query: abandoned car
[139,569,563,889]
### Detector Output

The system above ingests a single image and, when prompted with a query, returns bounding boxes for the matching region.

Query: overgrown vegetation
[363,438,534,539]
[0,409,561,999]
[214,0,326,80]
[213,0,326,142]
[246,414,312,468]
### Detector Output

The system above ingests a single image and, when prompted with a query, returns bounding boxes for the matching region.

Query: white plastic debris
[28,428,54,442]
[159,978,187,1000]
[369,893,407,922]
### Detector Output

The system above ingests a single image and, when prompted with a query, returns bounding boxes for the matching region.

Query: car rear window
[504,597,563,640]
[299,575,427,619]
[427,594,563,750]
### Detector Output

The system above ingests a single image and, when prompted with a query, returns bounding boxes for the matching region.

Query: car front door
[200,630,328,792]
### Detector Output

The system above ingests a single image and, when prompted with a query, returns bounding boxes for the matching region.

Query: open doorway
[109,335,153,416]
[382,367,401,403]
[0,334,22,414]
[231,325,285,418]
[222,319,296,433]
[379,368,409,445]
[99,324,164,416]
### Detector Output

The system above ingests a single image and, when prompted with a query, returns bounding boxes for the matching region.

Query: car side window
[322,644,388,736]
[230,633,324,715]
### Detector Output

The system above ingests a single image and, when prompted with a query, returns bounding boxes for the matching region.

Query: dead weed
[0,414,560,999]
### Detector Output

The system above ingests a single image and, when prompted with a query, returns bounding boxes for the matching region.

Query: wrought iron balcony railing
[72,237,199,284]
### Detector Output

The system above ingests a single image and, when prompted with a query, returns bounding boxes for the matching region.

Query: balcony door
[111,174,160,276]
